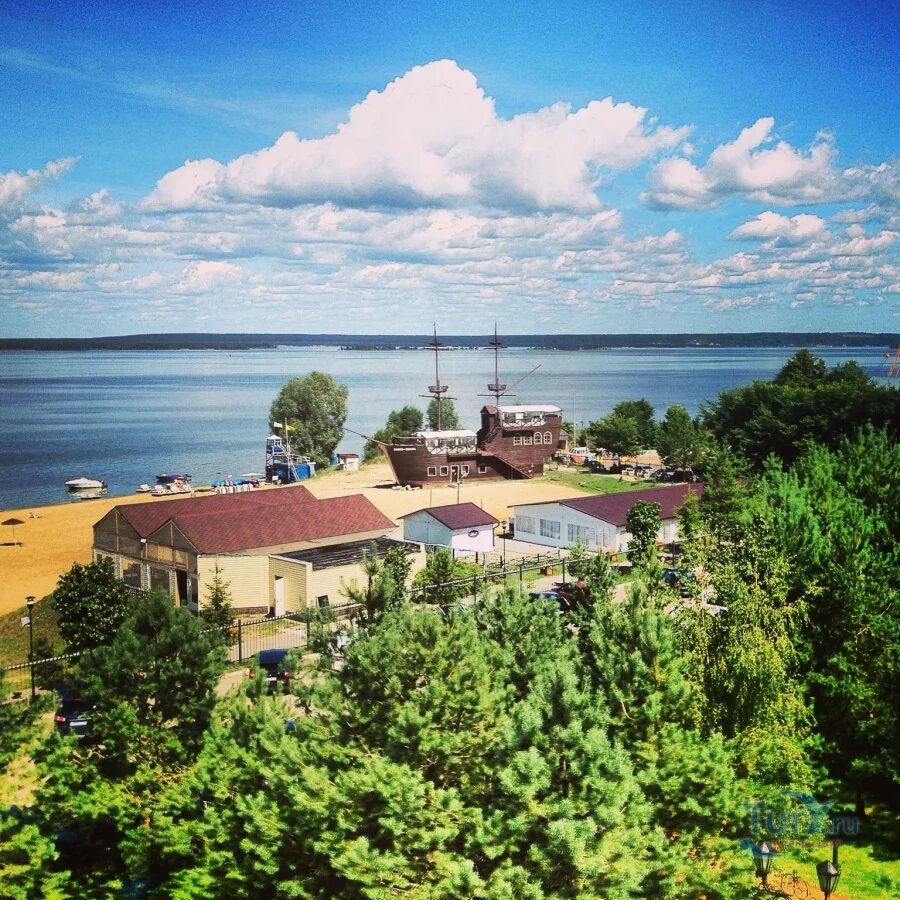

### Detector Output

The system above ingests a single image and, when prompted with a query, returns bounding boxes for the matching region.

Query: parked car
[529,589,571,614]
[250,648,294,694]
[663,568,696,597]
[53,693,90,737]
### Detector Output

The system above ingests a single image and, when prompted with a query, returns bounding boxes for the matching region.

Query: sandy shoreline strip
[0,463,589,617]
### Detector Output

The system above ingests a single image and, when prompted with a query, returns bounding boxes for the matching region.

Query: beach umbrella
[2,517,25,545]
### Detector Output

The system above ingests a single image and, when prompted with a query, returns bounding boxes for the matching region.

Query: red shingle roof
[401,502,498,530]
[559,484,703,525]
[115,485,315,538]
[105,486,395,554]
[514,484,703,527]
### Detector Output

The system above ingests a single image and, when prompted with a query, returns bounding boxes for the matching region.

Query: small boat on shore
[66,477,107,492]
[136,484,152,493]
[157,473,191,485]
[151,477,193,497]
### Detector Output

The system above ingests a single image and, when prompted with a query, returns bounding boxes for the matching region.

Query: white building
[400,502,498,557]
[337,453,360,472]
[511,484,703,554]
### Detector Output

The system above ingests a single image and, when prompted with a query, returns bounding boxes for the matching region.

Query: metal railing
[1,562,575,700]
[0,601,364,700]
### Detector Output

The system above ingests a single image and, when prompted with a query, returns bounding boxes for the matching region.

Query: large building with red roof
[510,483,703,555]
[93,486,423,616]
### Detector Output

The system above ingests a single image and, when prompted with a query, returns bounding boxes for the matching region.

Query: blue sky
[1,1,897,336]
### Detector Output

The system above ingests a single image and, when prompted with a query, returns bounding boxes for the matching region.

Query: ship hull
[383,404,562,487]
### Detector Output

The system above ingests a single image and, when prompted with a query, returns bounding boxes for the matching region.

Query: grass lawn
[0,597,62,668]
[777,840,900,899]
[540,468,659,495]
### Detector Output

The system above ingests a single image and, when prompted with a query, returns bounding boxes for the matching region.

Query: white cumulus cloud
[0,157,77,208]
[731,211,827,243]
[143,60,688,214]
[175,260,245,292]
[643,117,838,209]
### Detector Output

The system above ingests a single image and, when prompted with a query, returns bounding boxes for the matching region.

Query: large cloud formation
[143,60,688,214]
[2,60,898,333]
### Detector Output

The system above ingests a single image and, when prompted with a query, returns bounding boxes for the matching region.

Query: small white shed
[400,502,498,556]
[337,453,360,472]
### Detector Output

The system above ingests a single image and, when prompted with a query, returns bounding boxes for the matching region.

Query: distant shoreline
[1,331,897,352]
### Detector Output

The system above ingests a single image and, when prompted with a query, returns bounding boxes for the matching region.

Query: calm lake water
[0,346,889,510]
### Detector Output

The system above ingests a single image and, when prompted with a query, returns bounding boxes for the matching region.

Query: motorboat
[150,478,193,496]
[157,473,191,485]
[66,477,107,492]
[136,484,152,493]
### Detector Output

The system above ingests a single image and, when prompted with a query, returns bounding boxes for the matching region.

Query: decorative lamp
[816,860,840,899]
[753,841,774,887]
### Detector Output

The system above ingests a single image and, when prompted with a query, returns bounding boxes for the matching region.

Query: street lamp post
[817,840,841,899]
[25,595,36,700]
[752,841,774,890]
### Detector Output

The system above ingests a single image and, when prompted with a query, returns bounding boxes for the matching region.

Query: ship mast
[487,324,508,405]
[420,325,452,431]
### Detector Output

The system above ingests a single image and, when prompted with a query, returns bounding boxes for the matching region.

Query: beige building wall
[197,554,269,615]
[271,543,427,611]
[268,556,309,614]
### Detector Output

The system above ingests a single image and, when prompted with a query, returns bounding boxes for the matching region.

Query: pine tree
[199,563,235,640]
[625,499,661,567]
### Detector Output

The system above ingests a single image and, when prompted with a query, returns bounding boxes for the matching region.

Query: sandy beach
[0,463,590,617]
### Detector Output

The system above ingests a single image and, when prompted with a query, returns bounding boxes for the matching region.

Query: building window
[149,567,169,592]
[317,595,330,609]
[461,464,470,475]
[122,560,142,589]
[567,524,597,546]
[523,434,533,446]
[440,465,449,476]
[513,435,522,446]
[478,464,487,473]
[534,432,543,445]
[544,431,553,445]
[517,515,536,534]
[427,466,437,477]
[540,518,561,539]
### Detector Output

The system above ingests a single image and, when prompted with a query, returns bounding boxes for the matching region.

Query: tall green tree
[50,558,132,653]
[612,398,658,448]
[363,404,424,461]
[74,589,226,770]
[583,578,747,896]
[701,349,900,468]
[586,410,641,458]
[426,396,461,431]
[625,500,661,566]
[269,371,348,469]
[658,403,702,469]
[759,427,900,801]
[25,589,227,893]
[675,511,813,789]
[699,443,751,542]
